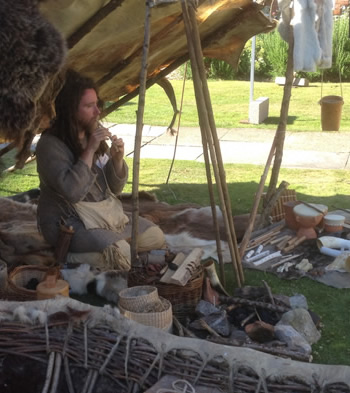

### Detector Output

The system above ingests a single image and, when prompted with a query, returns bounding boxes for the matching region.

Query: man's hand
[86,125,110,153]
[110,134,125,177]
[110,135,125,161]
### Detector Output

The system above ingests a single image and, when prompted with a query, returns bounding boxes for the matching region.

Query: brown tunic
[36,131,154,253]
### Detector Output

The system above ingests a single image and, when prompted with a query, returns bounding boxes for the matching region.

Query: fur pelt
[0,0,66,142]
[277,0,333,71]
[0,192,252,268]
[61,264,128,304]
[0,197,55,267]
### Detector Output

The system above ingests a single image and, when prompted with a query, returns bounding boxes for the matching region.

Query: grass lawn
[106,80,350,132]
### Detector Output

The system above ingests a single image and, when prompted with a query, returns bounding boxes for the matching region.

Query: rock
[289,294,308,309]
[274,324,312,355]
[278,308,321,344]
[195,300,220,317]
[190,310,231,337]
[229,328,249,345]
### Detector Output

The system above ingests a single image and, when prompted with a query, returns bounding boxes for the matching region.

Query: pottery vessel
[293,203,328,239]
[283,201,302,231]
[323,214,345,233]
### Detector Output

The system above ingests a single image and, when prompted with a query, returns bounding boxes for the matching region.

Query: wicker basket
[7,265,52,301]
[128,266,204,323]
[119,297,173,331]
[118,285,159,313]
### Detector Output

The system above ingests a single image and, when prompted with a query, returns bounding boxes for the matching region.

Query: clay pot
[293,203,328,239]
[283,201,301,231]
[323,214,345,233]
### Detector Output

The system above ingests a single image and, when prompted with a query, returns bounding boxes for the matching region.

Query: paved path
[107,124,350,170]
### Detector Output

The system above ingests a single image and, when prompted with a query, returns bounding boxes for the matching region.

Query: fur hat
[0,0,67,142]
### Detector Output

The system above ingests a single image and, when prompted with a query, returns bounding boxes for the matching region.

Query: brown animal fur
[0,0,66,146]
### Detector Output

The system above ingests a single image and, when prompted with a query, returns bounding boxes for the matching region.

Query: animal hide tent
[0,194,252,268]
[0,0,276,167]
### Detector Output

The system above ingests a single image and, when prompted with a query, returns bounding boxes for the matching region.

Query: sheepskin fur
[0,0,66,142]
[277,0,333,72]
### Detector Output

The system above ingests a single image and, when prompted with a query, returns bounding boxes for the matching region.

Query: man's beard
[80,117,99,136]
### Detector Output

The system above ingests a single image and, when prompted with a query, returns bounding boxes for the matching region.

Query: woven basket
[118,285,159,313]
[128,266,204,323]
[119,297,173,331]
[7,265,52,301]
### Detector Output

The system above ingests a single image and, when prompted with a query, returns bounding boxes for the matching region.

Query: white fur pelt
[315,0,333,69]
[61,264,128,304]
[165,232,231,263]
[277,0,333,71]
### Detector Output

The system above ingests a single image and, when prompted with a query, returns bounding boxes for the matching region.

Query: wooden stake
[130,1,152,265]
[263,17,295,217]
[182,0,243,286]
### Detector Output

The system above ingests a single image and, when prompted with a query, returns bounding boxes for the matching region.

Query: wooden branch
[219,296,290,314]
[299,200,327,215]
[67,0,125,48]
[3,155,36,173]
[130,2,152,265]
[257,180,289,229]
[0,141,16,158]
[238,138,277,257]
[182,1,243,287]
[208,336,311,362]
[264,20,294,208]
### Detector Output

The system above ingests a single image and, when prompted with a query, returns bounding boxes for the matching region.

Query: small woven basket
[118,285,159,313]
[7,265,52,301]
[128,266,204,323]
[119,296,173,331]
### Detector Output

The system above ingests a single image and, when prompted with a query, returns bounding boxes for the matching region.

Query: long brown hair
[50,69,106,160]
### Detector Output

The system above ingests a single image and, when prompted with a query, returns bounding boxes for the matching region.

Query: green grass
[1,155,350,366]
[106,80,350,132]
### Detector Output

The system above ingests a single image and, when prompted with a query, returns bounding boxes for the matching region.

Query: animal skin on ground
[0,192,252,267]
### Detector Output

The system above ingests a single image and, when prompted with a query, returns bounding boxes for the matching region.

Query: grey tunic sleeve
[36,133,96,203]
[103,158,129,195]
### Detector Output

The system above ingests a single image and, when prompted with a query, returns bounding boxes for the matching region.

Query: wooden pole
[130,1,152,265]
[181,0,243,287]
[239,137,277,258]
[263,20,294,220]
[67,0,124,49]
[187,5,244,285]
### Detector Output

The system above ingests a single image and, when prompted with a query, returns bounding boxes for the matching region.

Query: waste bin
[319,95,344,131]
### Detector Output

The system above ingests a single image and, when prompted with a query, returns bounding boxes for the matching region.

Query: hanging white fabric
[277,0,333,72]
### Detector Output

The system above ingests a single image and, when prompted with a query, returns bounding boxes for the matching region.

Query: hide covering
[0,0,276,167]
